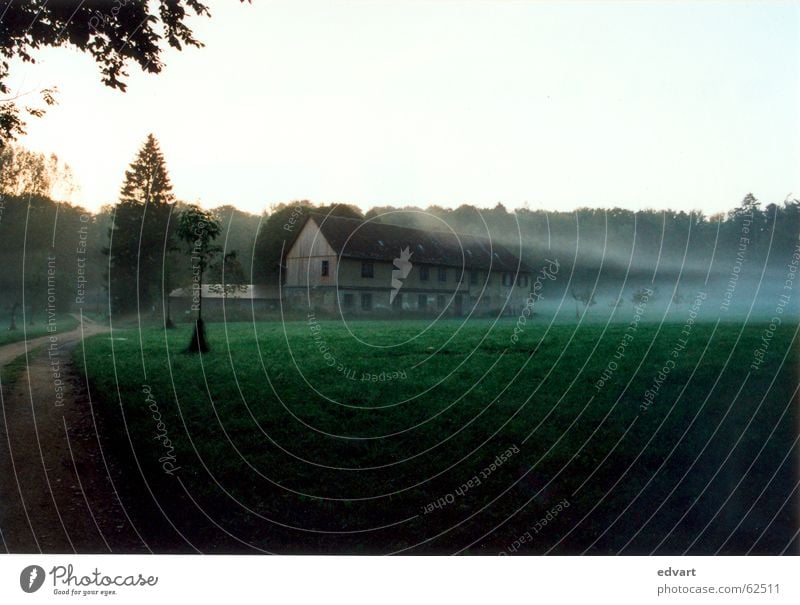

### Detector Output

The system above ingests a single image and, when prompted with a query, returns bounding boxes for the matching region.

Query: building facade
[169,284,281,315]
[283,214,533,316]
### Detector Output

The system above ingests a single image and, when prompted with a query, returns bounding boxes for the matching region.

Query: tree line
[0,135,253,352]
[2,135,798,343]
[252,194,799,287]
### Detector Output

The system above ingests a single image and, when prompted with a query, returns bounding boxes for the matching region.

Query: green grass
[0,349,34,390]
[76,318,799,554]
[0,314,79,346]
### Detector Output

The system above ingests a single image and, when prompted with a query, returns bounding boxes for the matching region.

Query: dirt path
[0,328,80,368]
[0,316,148,553]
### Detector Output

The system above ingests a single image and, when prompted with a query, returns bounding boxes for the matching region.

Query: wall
[284,217,338,288]
[284,218,536,316]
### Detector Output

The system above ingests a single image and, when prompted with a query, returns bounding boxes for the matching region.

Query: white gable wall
[284,217,338,287]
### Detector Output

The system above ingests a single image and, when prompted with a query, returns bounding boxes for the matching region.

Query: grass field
[77,318,799,554]
[0,313,79,346]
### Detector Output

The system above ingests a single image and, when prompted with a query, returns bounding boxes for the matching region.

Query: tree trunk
[7,302,19,331]
[187,317,208,353]
[187,268,208,352]
[198,270,203,322]
[165,294,175,329]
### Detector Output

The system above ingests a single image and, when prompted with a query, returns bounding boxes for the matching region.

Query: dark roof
[305,213,530,273]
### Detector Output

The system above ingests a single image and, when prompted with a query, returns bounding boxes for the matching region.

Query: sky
[8,0,800,215]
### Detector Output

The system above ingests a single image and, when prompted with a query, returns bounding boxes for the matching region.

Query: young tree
[177,205,222,353]
[6,301,19,331]
[631,286,657,306]
[608,296,625,309]
[106,135,176,315]
[570,287,596,319]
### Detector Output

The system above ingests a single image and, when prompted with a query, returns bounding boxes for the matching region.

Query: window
[361,260,374,278]
[343,293,354,308]
[437,295,446,310]
[438,267,447,282]
[470,270,479,285]
[361,293,372,310]
[502,273,513,287]
[419,265,429,281]
[517,274,528,287]
[321,260,329,276]
[418,294,428,310]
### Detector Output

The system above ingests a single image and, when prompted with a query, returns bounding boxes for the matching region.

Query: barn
[282,213,533,316]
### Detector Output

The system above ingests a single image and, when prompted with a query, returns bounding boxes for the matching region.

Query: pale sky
[9,1,800,215]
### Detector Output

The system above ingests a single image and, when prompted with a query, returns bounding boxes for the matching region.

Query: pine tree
[106,134,176,316]
[119,134,175,206]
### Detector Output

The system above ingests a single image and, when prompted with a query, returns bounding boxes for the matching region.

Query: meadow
[76,318,798,554]
[0,313,79,346]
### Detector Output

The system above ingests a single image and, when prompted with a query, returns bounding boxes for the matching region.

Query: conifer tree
[106,134,176,316]
[119,135,175,206]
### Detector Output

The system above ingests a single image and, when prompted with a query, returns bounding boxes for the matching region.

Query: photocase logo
[390,246,413,304]
[20,565,45,593]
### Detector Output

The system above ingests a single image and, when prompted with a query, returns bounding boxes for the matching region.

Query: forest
[1,139,798,327]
